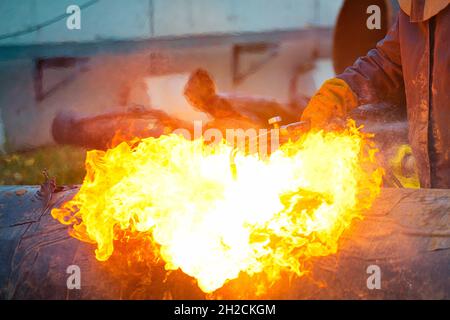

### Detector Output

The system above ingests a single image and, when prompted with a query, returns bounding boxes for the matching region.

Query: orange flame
[52,121,383,293]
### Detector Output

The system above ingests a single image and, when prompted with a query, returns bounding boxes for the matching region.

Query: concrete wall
[0,0,342,45]
[0,37,334,150]
[0,0,342,151]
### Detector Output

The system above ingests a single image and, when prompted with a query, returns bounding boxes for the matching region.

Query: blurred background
[0,0,406,185]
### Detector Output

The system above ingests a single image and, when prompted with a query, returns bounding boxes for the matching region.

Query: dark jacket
[337,5,450,188]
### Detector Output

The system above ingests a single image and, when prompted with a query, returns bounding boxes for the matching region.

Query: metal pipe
[0,183,448,299]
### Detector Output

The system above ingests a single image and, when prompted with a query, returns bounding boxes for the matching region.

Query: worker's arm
[302,15,405,128]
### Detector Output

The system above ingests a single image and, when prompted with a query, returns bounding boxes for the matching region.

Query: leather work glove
[301,78,359,129]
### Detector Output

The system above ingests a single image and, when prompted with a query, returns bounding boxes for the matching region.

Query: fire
[51,121,382,293]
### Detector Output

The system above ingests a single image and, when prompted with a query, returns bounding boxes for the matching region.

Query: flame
[51,121,382,293]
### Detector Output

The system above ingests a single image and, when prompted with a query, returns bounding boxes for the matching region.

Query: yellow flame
[52,121,382,293]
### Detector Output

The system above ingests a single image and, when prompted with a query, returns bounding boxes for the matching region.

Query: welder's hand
[301,78,358,129]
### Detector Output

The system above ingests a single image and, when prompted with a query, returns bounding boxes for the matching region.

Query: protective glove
[301,78,358,129]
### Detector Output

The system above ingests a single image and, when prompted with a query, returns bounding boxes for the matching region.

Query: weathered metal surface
[0,185,449,299]
[51,108,190,150]
[333,0,399,74]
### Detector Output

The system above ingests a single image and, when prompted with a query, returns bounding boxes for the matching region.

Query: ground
[0,145,86,185]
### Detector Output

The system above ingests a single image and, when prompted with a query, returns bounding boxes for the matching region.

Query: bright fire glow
[51,122,383,293]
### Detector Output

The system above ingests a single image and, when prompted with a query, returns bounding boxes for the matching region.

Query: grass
[0,145,87,185]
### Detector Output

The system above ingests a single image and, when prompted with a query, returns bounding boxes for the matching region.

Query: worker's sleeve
[337,14,405,106]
